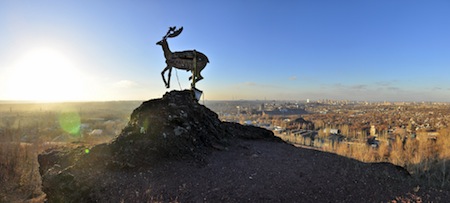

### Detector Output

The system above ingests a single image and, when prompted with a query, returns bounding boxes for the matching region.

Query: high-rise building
[370,125,376,136]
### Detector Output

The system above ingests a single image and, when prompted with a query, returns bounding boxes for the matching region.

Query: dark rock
[222,121,283,142]
[111,90,234,165]
[39,90,279,202]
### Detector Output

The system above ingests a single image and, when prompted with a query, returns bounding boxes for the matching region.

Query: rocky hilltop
[39,90,448,202]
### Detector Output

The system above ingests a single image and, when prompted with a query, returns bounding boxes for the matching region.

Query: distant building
[417,132,439,141]
[367,136,379,148]
[260,108,307,116]
[370,125,376,136]
[324,128,340,134]
[330,128,340,134]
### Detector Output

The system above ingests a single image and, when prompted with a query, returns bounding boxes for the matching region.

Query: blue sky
[0,1,449,101]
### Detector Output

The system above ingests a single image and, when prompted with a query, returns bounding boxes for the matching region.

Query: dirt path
[73,139,446,202]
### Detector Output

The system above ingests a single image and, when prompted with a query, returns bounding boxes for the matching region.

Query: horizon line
[1,99,450,104]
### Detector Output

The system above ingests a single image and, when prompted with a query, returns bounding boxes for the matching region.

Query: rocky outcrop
[38,90,280,202]
[112,90,230,164]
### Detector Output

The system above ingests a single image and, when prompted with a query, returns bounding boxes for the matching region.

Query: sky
[0,1,449,102]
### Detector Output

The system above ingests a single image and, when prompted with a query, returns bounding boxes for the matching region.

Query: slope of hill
[38,90,449,202]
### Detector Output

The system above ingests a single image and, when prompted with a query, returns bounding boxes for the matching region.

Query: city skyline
[1,1,449,102]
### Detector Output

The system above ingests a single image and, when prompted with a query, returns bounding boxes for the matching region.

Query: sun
[5,47,86,102]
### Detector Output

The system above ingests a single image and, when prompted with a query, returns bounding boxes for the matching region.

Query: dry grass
[0,142,46,202]
[0,140,99,202]
[279,128,450,189]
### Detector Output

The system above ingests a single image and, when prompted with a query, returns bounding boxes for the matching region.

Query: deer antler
[163,26,183,39]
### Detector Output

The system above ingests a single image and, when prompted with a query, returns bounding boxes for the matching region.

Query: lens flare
[58,110,81,136]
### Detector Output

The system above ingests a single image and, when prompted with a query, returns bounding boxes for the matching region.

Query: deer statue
[156,26,209,88]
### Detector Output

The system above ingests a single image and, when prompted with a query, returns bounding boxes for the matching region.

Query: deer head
[156,26,183,45]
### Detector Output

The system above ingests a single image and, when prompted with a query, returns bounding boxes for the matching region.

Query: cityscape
[208,99,450,138]
[2,98,450,201]
[2,98,447,150]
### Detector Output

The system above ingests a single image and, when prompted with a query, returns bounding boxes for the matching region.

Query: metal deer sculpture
[157,26,209,88]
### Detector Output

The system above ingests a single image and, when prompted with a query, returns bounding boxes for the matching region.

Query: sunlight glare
[5,47,85,101]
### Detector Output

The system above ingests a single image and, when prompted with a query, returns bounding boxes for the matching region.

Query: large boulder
[111,90,236,165]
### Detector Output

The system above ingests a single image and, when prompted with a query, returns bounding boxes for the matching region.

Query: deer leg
[195,72,203,83]
[161,65,170,88]
[167,67,173,88]
[189,70,199,82]
[188,69,194,81]
[194,66,204,83]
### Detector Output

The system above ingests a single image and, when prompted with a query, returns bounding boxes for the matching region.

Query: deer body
[157,27,209,88]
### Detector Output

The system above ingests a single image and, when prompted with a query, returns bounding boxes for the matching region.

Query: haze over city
[1,1,449,102]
